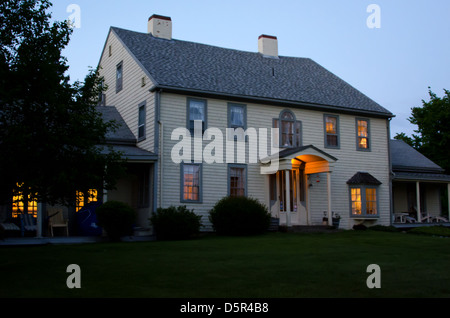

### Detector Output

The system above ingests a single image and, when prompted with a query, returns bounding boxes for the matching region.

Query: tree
[0,0,123,206]
[394,88,450,173]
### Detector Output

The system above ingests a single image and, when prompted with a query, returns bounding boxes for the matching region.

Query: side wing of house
[97,28,156,154]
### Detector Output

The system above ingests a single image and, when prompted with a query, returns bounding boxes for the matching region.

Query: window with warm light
[181,164,201,202]
[350,186,378,217]
[324,115,339,148]
[12,194,37,218]
[356,118,370,151]
[12,186,37,218]
[76,189,98,212]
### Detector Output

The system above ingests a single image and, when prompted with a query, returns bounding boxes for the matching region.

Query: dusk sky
[50,0,450,138]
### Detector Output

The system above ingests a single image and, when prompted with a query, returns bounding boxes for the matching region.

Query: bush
[96,201,137,241]
[150,206,202,240]
[209,196,271,236]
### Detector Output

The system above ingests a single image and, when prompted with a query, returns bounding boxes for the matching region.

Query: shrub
[96,201,137,241]
[150,206,202,240]
[209,196,271,236]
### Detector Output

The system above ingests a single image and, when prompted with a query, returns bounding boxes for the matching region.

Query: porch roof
[260,145,337,174]
[95,106,158,162]
[98,144,158,162]
[274,145,338,162]
[393,171,450,183]
[390,139,444,173]
[347,172,382,185]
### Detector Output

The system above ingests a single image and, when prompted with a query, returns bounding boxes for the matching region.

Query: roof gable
[110,27,392,117]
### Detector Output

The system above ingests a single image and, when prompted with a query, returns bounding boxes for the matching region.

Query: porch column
[447,183,450,221]
[285,170,291,227]
[36,202,43,238]
[103,189,108,203]
[416,181,421,222]
[327,171,332,226]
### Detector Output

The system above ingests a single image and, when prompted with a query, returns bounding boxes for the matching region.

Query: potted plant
[332,212,341,229]
[322,211,328,225]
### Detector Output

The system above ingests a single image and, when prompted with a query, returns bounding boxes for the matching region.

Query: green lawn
[1,230,449,298]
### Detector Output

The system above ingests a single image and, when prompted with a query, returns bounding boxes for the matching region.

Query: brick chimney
[258,34,278,58]
[148,14,172,40]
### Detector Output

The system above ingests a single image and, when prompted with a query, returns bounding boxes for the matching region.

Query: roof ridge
[111,26,313,60]
[109,26,393,116]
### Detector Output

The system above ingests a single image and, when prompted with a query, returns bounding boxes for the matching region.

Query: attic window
[109,45,112,57]
[116,61,123,93]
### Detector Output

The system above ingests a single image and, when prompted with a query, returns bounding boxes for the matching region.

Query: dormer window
[273,110,301,148]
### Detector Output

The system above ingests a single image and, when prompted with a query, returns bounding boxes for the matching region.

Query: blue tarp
[76,202,103,236]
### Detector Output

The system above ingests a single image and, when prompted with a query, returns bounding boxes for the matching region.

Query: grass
[1,230,450,298]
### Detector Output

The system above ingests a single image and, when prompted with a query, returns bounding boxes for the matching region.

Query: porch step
[268,218,280,232]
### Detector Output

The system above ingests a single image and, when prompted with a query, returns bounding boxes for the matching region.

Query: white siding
[159,93,391,230]
[98,30,155,153]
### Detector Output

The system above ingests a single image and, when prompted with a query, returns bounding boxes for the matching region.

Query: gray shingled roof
[96,105,136,144]
[347,172,382,185]
[110,27,393,117]
[96,106,157,161]
[390,139,443,173]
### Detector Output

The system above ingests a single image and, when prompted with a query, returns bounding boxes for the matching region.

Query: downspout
[387,117,394,226]
[159,120,163,209]
[153,89,161,213]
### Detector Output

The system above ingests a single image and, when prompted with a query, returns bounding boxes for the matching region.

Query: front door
[270,168,307,225]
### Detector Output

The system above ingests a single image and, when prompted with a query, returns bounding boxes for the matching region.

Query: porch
[390,139,450,227]
[0,160,157,240]
[392,178,450,226]
[261,145,338,228]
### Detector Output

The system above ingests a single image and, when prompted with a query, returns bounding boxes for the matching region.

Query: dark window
[228,165,247,197]
[138,169,150,208]
[116,61,123,93]
[187,98,206,135]
[138,103,146,141]
[274,110,301,148]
